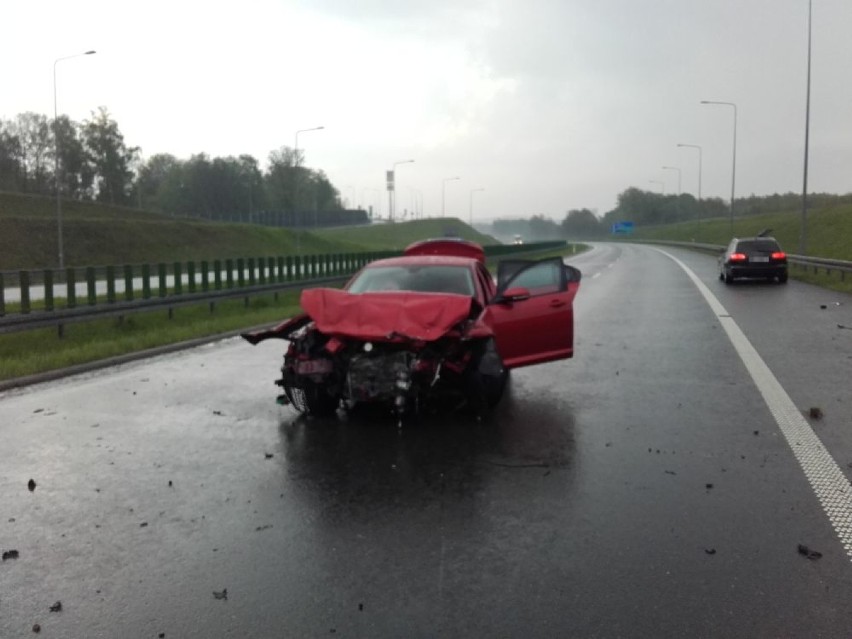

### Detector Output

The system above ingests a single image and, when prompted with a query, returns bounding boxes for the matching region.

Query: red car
[243,239,581,419]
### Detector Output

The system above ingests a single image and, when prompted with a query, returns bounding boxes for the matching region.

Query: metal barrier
[0,241,567,335]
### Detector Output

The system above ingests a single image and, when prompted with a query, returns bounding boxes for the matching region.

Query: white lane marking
[659,249,852,560]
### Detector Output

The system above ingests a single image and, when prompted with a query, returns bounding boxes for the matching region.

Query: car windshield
[347,265,474,295]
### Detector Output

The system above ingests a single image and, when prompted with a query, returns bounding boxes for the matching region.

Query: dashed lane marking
[659,249,852,560]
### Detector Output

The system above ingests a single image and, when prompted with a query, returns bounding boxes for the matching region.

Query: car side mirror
[497,286,530,303]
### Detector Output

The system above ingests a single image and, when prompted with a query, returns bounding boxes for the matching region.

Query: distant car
[513,235,524,245]
[719,236,788,284]
[243,238,581,419]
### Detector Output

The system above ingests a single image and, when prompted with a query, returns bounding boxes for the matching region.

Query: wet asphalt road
[2,243,852,638]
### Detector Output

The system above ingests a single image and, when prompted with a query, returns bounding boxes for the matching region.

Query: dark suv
[719,236,788,284]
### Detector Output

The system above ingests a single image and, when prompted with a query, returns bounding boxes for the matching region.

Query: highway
[1,243,851,638]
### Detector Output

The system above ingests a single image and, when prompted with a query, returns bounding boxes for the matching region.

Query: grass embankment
[631,204,852,294]
[0,191,499,270]
[0,191,355,270]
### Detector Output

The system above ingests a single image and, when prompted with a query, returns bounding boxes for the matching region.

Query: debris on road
[213,410,225,416]
[168,480,173,487]
[49,601,62,612]
[664,470,676,475]
[213,588,228,600]
[706,483,714,489]
[838,324,852,331]
[753,430,759,436]
[28,479,36,492]
[797,544,823,560]
[265,453,274,459]
[255,525,273,532]
[32,623,41,633]
[140,522,148,528]
[808,407,824,420]
[705,548,717,555]
[3,549,20,561]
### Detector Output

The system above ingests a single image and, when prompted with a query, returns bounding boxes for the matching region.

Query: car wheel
[778,273,788,284]
[724,270,733,285]
[467,339,508,414]
[302,381,340,417]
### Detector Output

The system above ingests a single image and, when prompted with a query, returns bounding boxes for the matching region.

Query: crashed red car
[242,239,581,418]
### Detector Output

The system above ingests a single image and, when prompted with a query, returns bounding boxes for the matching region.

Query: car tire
[724,270,734,285]
[467,339,508,414]
[303,381,339,417]
[778,274,788,284]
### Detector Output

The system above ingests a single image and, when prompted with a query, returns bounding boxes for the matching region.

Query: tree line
[493,188,852,240]
[0,109,365,227]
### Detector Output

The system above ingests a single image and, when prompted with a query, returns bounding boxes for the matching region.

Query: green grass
[633,204,852,261]
[315,217,497,249]
[0,292,304,380]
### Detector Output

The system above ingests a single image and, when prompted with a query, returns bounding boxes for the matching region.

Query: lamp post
[469,188,484,226]
[701,100,737,235]
[678,143,703,237]
[442,177,460,218]
[661,166,681,195]
[389,159,414,222]
[800,0,813,254]
[54,50,96,271]
[649,180,665,194]
[676,144,702,200]
[293,126,324,252]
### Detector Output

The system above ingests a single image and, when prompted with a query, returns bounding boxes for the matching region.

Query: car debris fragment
[797,544,823,560]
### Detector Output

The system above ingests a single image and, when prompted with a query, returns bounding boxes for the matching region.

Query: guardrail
[631,239,852,279]
[0,240,568,336]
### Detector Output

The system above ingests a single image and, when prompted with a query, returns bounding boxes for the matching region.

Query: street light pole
[293,126,324,251]
[676,144,702,200]
[678,143,703,236]
[661,166,682,195]
[800,0,813,254]
[442,177,460,218]
[390,159,414,222]
[54,50,96,271]
[469,188,484,226]
[701,100,738,235]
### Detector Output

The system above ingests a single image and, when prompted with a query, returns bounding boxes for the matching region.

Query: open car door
[484,258,581,369]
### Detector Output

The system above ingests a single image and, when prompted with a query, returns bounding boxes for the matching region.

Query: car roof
[733,236,779,242]
[403,238,485,263]
[362,255,479,269]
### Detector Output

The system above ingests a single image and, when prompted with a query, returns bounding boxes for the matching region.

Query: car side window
[507,261,563,295]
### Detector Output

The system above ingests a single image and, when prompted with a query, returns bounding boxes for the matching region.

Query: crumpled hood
[300,288,474,342]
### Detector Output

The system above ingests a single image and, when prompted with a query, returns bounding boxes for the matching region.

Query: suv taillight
[771,251,786,260]
[729,253,747,261]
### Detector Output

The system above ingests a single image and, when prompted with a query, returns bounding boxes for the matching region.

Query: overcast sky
[4,0,850,221]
